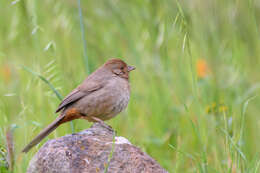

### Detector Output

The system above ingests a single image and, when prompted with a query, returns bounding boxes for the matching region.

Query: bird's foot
[90,117,113,131]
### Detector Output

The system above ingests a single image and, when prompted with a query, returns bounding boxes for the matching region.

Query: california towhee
[22,58,135,153]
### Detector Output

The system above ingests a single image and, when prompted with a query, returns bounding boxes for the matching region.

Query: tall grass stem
[77,0,89,74]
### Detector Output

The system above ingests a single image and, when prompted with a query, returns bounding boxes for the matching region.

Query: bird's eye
[120,67,124,70]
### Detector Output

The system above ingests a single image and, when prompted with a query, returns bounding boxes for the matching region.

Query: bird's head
[104,58,135,79]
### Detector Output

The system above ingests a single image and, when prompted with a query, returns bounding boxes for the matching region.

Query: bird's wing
[55,81,102,113]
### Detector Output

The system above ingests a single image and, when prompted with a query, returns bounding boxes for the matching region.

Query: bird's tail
[22,115,65,153]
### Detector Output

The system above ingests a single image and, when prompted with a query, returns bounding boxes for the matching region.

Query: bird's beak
[127,65,135,72]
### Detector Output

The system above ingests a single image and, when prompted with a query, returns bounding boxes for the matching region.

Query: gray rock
[27,123,168,173]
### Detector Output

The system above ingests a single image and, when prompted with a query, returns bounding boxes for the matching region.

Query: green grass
[0,0,260,172]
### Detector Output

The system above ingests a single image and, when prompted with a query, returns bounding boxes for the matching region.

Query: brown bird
[22,58,135,153]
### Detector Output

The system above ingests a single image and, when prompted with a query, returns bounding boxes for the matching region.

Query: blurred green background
[0,0,260,172]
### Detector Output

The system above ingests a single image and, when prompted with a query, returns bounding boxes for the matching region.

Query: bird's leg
[90,117,113,131]
[81,115,113,131]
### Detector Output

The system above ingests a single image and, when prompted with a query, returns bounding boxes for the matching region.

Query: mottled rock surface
[27,123,168,173]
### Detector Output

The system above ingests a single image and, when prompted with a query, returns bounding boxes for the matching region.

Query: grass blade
[220,129,246,161]
[5,128,14,171]
[168,144,195,160]
[239,95,257,143]
[22,65,75,133]
[104,133,116,173]
[77,0,89,74]
[22,65,63,101]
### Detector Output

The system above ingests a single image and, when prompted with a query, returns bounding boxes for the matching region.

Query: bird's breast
[102,78,130,119]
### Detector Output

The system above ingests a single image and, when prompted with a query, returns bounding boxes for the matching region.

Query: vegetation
[0,0,260,172]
